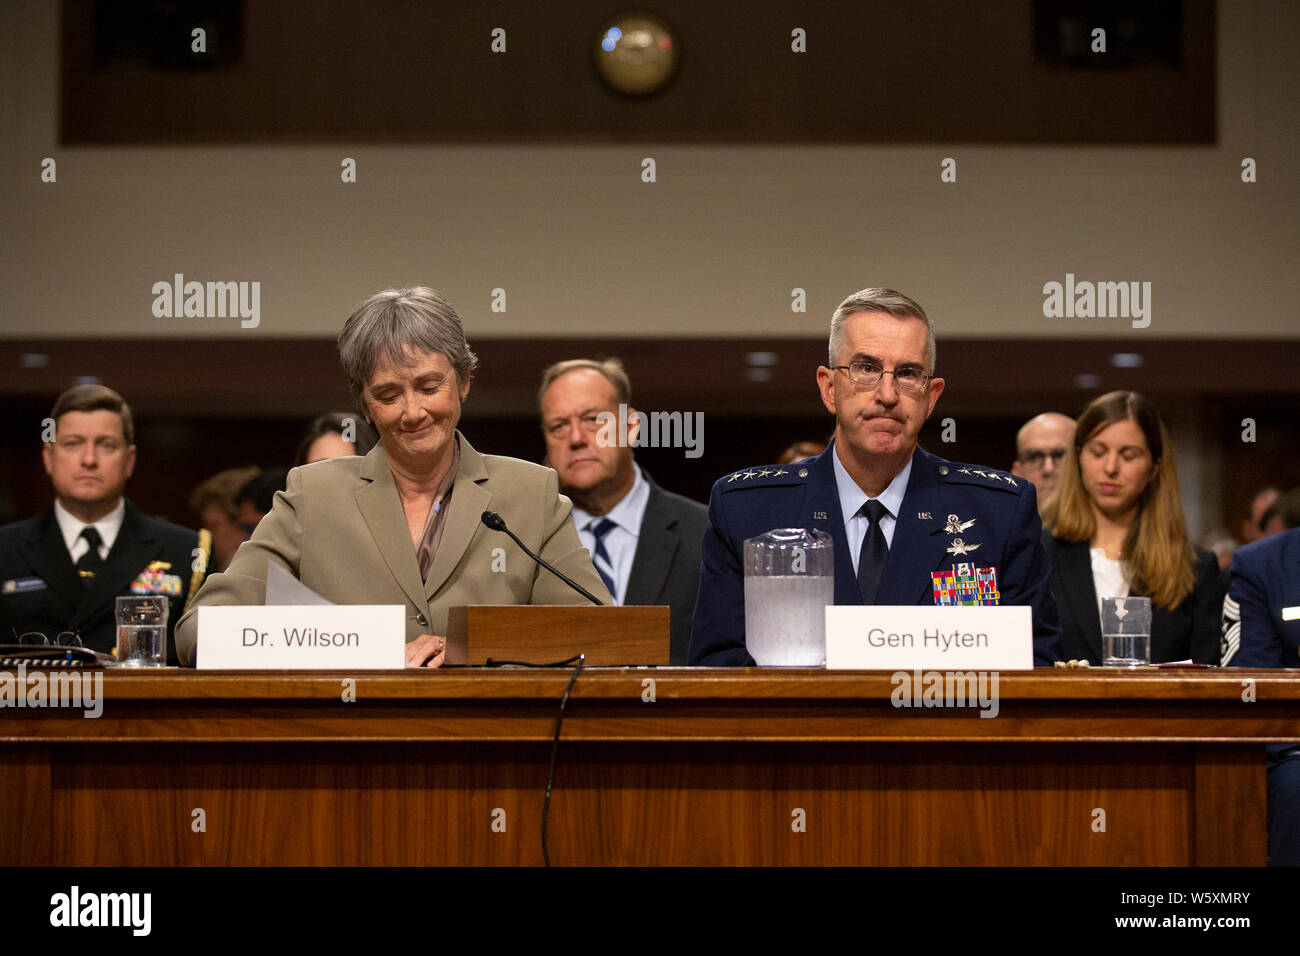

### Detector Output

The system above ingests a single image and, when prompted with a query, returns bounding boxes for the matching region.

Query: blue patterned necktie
[586,518,619,602]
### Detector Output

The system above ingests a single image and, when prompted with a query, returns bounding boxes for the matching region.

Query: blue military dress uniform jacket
[688,442,1063,666]
[1220,515,1300,865]
[1222,527,1300,669]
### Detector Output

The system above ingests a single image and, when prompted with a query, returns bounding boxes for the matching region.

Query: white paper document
[265,560,334,606]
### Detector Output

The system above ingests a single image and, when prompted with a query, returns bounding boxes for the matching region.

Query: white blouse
[1089,547,1130,619]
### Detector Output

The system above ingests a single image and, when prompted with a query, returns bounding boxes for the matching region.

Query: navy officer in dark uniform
[0,385,208,661]
[689,287,1062,666]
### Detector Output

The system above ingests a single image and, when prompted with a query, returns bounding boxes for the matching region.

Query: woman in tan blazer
[175,287,610,667]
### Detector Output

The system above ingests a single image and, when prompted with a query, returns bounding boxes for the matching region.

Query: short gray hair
[537,357,631,411]
[828,288,936,372]
[337,287,479,415]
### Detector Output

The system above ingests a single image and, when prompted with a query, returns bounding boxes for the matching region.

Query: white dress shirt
[831,449,913,576]
[570,465,650,606]
[54,497,125,563]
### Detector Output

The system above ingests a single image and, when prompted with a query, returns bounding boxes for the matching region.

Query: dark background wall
[62,0,1214,144]
[2,336,1297,533]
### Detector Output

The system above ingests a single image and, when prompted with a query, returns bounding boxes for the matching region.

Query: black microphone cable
[541,653,583,867]
[483,654,587,865]
[478,510,597,864]
[483,655,585,864]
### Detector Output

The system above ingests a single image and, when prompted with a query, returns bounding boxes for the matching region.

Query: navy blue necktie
[856,500,889,603]
[587,518,619,602]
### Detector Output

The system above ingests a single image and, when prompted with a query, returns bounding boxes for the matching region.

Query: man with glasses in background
[0,385,208,661]
[689,288,1062,666]
[1010,412,1076,513]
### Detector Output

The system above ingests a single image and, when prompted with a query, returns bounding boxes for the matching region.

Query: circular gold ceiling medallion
[593,12,680,96]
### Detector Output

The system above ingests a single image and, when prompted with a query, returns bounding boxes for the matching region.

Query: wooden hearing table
[2,668,1296,865]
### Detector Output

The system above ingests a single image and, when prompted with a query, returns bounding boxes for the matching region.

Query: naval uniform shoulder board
[718,464,807,491]
[939,461,1022,494]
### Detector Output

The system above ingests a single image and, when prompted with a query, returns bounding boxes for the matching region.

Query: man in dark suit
[689,288,1062,667]
[1222,525,1300,865]
[539,358,708,665]
[0,385,208,661]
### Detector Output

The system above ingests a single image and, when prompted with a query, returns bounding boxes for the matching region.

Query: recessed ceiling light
[1075,373,1100,389]
[746,351,778,367]
[1110,353,1143,368]
[19,353,48,368]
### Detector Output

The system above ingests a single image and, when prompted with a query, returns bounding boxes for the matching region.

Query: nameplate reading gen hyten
[825,605,1033,670]
[196,605,406,669]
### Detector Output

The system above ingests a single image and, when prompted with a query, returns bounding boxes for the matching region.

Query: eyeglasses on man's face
[830,360,931,391]
[1016,448,1068,470]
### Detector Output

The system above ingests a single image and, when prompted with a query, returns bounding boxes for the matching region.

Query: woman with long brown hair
[1041,391,1223,664]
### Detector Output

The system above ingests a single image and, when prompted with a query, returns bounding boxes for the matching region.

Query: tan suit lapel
[424,433,492,601]
[355,443,427,612]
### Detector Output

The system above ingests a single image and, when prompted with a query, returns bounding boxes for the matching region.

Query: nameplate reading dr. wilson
[825,605,1033,670]
[196,605,406,669]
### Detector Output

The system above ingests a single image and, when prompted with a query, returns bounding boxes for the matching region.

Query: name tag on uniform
[825,605,1033,670]
[1283,606,1300,621]
[2,576,48,594]
[197,606,406,669]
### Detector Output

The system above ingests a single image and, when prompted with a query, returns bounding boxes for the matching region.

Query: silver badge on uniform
[944,514,975,534]
[946,537,982,556]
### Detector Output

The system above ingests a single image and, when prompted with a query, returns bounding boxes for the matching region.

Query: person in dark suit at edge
[539,358,708,665]
[1041,391,1223,664]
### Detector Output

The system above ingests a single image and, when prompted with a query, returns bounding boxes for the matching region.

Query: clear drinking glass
[1101,596,1151,667]
[115,595,168,666]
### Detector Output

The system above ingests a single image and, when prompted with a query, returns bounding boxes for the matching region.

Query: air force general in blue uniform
[688,443,1062,666]
[688,287,1063,667]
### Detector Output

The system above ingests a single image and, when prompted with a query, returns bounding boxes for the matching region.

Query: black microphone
[480,511,605,606]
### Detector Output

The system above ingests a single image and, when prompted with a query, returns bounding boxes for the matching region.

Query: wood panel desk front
[2,669,1295,865]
